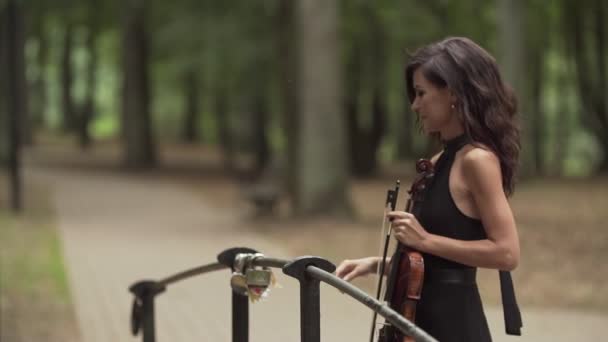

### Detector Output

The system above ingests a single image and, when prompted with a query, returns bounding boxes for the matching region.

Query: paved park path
[26,147,607,342]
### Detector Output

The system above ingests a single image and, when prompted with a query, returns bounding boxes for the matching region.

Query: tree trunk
[350,89,386,177]
[565,0,608,172]
[529,47,544,175]
[277,0,299,207]
[180,70,200,143]
[295,0,351,217]
[497,0,532,176]
[365,9,388,175]
[600,138,608,172]
[9,1,30,147]
[215,88,234,172]
[345,8,387,178]
[397,95,415,160]
[79,16,98,149]
[0,8,6,167]
[593,0,608,172]
[61,23,76,132]
[345,42,362,174]
[4,0,25,211]
[553,68,571,176]
[121,2,156,168]
[252,93,270,177]
[31,18,48,129]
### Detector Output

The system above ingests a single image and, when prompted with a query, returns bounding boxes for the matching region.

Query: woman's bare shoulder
[459,144,503,191]
[460,144,500,168]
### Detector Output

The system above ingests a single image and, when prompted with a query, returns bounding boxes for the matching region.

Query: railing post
[129,281,166,342]
[232,290,248,342]
[283,256,336,342]
[217,247,259,342]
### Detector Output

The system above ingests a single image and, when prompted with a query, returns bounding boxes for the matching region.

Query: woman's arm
[390,148,520,271]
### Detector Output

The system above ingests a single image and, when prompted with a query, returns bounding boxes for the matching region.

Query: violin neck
[405,198,413,213]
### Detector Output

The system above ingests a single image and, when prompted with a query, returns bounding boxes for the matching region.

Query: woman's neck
[439,122,465,141]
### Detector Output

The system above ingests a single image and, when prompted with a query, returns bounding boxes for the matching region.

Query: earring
[451,104,455,109]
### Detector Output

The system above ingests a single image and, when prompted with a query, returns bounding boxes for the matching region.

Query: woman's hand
[388,211,431,251]
[335,257,379,282]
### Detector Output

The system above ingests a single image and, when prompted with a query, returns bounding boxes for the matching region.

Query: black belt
[425,268,477,285]
[423,268,522,336]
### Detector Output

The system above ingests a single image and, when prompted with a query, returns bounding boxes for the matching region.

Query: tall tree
[397,94,416,160]
[295,0,351,216]
[344,39,363,172]
[214,86,234,172]
[121,1,156,168]
[60,22,76,132]
[528,47,545,175]
[233,1,275,178]
[3,0,26,211]
[526,0,550,175]
[180,70,200,143]
[149,0,209,144]
[343,2,388,177]
[78,2,99,149]
[0,4,8,167]
[30,12,48,132]
[251,91,270,177]
[564,0,608,172]
[552,64,573,175]
[497,0,533,176]
[277,0,299,206]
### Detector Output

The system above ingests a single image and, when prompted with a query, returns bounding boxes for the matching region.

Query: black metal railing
[129,247,438,342]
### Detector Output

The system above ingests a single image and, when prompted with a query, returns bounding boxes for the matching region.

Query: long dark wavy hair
[405,37,521,196]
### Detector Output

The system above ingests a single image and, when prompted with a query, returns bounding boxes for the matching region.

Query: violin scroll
[415,159,433,174]
[407,159,434,208]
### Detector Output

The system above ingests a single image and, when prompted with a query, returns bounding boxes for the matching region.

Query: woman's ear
[448,90,458,107]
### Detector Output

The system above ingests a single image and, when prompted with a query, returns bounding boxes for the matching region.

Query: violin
[372,159,434,342]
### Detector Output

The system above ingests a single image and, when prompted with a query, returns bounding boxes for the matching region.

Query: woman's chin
[422,126,438,135]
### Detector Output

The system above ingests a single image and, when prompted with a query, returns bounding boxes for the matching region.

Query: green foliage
[16,0,608,176]
[564,131,604,176]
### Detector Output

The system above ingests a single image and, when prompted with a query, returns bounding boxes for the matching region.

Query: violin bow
[369,180,400,342]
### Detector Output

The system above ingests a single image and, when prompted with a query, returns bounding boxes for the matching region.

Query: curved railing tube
[159,262,226,287]
[306,265,437,342]
[128,247,437,342]
[250,256,289,269]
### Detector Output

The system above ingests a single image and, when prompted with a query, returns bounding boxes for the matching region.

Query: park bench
[243,158,284,216]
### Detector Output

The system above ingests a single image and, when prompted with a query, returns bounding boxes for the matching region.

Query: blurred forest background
[1,0,608,341]
[1,0,607,214]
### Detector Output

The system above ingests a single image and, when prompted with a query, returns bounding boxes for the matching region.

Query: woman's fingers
[387,211,413,219]
[336,259,373,282]
[342,266,366,282]
[335,260,355,278]
[392,220,406,228]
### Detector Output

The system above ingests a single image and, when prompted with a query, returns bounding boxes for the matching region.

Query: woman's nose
[411,99,420,113]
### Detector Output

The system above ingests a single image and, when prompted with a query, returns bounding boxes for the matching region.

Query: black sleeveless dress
[414,135,492,342]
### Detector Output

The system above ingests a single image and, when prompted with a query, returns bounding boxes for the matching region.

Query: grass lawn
[0,176,79,342]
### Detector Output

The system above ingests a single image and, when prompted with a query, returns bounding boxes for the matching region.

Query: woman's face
[411,68,456,135]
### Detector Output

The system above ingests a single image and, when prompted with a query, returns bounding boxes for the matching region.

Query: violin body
[377,159,434,342]
[383,249,424,342]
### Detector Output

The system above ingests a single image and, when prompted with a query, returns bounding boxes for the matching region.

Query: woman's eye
[416,91,424,97]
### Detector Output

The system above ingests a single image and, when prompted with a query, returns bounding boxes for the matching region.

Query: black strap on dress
[500,270,522,335]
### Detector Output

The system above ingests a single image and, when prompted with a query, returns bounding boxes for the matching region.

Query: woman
[336,37,522,341]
